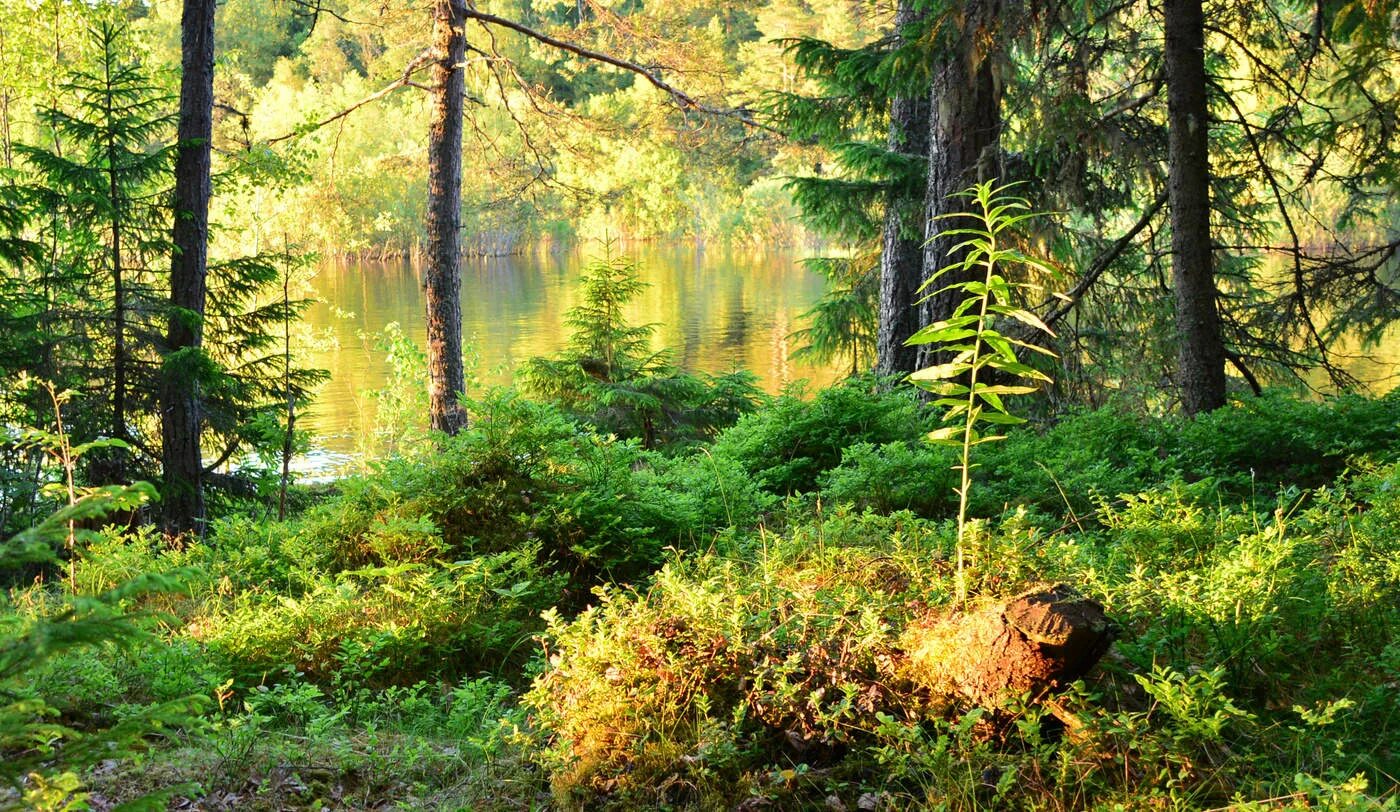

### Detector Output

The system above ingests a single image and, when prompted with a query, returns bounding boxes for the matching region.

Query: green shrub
[445,677,526,759]
[524,462,1400,809]
[711,375,930,495]
[974,407,1169,518]
[819,441,958,516]
[523,522,947,807]
[1,485,202,809]
[1171,389,1400,490]
[201,545,561,685]
[813,391,1400,525]
[188,389,781,687]
[282,389,748,584]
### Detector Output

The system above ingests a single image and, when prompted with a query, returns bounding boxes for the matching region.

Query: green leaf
[926,426,963,443]
[977,411,1027,425]
[989,305,1055,336]
[1002,334,1059,358]
[986,357,1053,382]
[69,437,132,457]
[917,381,970,396]
[907,316,979,345]
[976,388,1008,413]
[909,362,971,381]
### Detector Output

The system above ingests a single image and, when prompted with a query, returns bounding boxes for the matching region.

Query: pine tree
[522,246,762,449]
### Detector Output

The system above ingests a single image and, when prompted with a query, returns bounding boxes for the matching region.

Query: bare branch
[268,48,435,145]
[284,0,372,31]
[462,8,768,131]
[1039,188,1169,328]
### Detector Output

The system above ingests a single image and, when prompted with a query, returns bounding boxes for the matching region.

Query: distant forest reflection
[300,245,839,453]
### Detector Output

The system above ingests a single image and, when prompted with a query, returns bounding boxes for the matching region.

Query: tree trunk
[916,19,1002,372]
[875,0,931,379]
[109,128,127,481]
[1164,0,1226,415]
[424,0,468,435]
[160,0,216,536]
[106,46,126,474]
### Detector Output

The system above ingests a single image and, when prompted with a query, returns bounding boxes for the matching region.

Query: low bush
[524,462,1400,809]
[176,388,774,688]
[711,375,931,495]
[814,389,1400,525]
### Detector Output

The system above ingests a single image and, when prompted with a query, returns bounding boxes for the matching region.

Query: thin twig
[462,8,767,131]
[267,48,435,145]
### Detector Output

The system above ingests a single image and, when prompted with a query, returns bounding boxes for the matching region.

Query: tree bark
[109,118,127,482]
[425,0,468,435]
[109,117,125,444]
[875,0,931,379]
[105,39,126,477]
[1164,0,1226,414]
[916,13,1003,372]
[160,0,216,536]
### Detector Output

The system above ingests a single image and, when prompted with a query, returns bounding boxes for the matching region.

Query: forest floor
[7,382,1400,810]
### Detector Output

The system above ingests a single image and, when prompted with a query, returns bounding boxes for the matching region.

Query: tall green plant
[906,181,1060,605]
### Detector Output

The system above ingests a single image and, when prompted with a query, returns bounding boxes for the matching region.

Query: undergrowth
[3,382,1398,809]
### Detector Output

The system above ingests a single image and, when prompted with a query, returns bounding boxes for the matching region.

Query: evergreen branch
[1037,189,1168,329]
[1215,82,1345,389]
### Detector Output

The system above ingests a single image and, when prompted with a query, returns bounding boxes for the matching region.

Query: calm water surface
[299,245,837,456]
[294,245,1398,466]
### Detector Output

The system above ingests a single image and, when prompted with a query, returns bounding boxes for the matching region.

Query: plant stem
[954,205,997,608]
[44,383,76,588]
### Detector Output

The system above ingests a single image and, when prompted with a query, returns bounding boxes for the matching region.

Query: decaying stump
[902,583,1112,710]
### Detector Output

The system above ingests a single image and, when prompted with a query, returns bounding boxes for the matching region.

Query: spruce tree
[15,18,176,480]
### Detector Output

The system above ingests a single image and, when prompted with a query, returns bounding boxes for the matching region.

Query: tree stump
[903,583,1112,710]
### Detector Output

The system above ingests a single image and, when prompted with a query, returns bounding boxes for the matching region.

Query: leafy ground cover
[4,381,1399,810]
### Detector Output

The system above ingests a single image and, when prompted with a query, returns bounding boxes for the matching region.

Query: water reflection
[299,245,837,453]
[294,246,1397,460]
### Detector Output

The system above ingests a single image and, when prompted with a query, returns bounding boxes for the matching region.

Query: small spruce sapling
[906,181,1061,606]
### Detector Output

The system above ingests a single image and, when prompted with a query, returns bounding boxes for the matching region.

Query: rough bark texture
[109,115,126,452]
[160,0,216,536]
[107,131,128,485]
[916,13,1003,372]
[1164,0,1227,415]
[425,0,468,436]
[904,584,1112,709]
[875,0,932,379]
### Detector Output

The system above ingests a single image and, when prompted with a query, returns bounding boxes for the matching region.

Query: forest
[0,0,1398,809]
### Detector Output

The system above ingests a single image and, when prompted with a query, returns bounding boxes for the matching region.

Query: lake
[297,245,839,458]
[292,245,1398,470]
